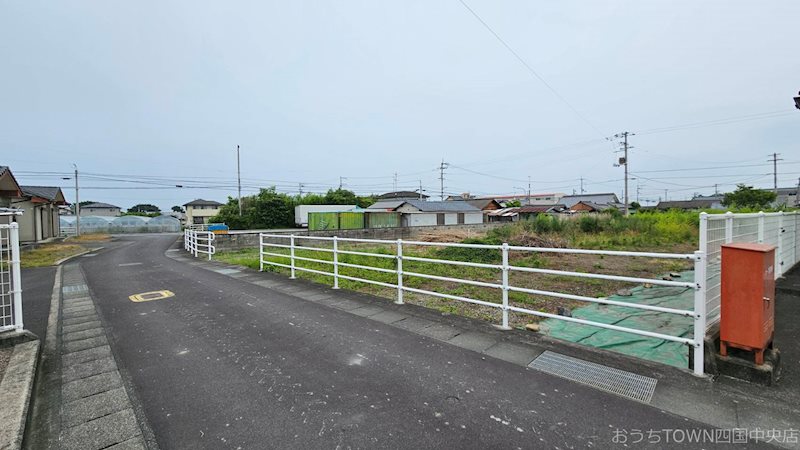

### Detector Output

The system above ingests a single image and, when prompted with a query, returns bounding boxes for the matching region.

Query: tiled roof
[83,202,120,209]
[21,186,65,202]
[183,199,223,207]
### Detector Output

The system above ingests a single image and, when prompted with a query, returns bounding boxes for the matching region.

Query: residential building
[80,202,122,217]
[518,204,567,220]
[377,191,428,201]
[476,193,565,206]
[775,187,799,207]
[487,207,520,222]
[366,200,482,226]
[560,193,621,209]
[0,166,23,225]
[570,201,615,213]
[14,186,66,242]
[183,199,223,225]
[656,199,723,211]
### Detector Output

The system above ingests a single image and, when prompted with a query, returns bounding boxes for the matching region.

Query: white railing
[187,224,209,232]
[184,229,215,260]
[60,226,77,237]
[699,211,800,326]
[0,223,23,333]
[259,233,708,376]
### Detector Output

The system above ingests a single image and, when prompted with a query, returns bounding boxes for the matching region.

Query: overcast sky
[1,1,798,210]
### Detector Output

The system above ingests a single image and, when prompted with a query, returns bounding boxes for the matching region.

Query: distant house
[476,193,565,206]
[183,199,223,225]
[14,186,67,242]
[775,187,799,207]
[377,191,428,201]
[0,166,23,225]
[367,200,482,227]
[570,201,615,213]
[560,193,620,209]
[487,207,520,222]
[81,202,122,217]
[656,199,723,211]
[518,204,567,220]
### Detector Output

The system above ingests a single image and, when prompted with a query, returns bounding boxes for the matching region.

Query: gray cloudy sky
[1,1,798,210]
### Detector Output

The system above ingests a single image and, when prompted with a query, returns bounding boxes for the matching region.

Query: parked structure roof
[83,202,121,209]
[365,200,406,211]
[519,204,566,213]
[560,193,620,208]
[377,191,428,200]
[21,186,67,203]
[655,199,720,210]
[183,199,223,207]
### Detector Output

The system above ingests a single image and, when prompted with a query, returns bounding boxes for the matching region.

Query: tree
[171,206,185,213]
[630,201,641,210]
[505,200,522,207]
[211,187,295,229]
[722,184,776,209]
[129,203,160,213]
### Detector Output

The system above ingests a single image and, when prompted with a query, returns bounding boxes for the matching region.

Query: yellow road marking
[129,290,175,303]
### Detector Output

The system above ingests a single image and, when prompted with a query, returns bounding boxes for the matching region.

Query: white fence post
[777,212,784,278]
[259,234,264,272]
[333,236,339,289]
[289,234,296,279]
[692,250,707,377]
[757,211,765,243]
[724,211,733,243]
[698,212,708,254]
[10,223,23,330]
[500,242,511,330]
[396,239,404,304]
[206,231,213,261]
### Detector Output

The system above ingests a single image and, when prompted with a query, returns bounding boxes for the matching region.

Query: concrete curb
[53,247,103,266]
[0,339,40,450]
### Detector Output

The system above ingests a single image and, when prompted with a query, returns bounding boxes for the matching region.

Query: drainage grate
[528,351,657,403]
[62,284,88,294]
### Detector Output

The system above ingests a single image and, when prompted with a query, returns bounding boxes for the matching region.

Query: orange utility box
[719,243,776,365]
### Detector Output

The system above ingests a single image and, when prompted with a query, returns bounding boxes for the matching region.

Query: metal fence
[0,223,23,333]
[184,229,215,260]
[259,233,707,376]
[700,211,800,326]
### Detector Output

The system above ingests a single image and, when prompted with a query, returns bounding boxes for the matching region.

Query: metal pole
[333,236,340,289]
[237,145,242,216]
[395,239,404,304]
[10,223,23,330]
[290,234,296,279]
[692,250,707,377]
[777,212,784,278]
[724,211,733,243]
[74,164,80,236]
[757,211,765,243]
[259,234,264,272]
[623,133,629,216]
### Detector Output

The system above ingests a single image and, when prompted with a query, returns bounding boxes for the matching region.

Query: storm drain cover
[528,351,657,403]
[129,290,175,303]
[62,284,88,294]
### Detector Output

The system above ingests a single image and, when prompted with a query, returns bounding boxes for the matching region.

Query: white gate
[0,222,23,333]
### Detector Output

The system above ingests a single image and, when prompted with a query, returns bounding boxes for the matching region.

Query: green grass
[21,243,87,268]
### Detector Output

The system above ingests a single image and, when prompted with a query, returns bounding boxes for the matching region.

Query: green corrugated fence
[307,211,401,230]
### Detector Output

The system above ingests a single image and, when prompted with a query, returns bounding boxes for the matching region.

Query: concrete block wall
[213,223,504,251]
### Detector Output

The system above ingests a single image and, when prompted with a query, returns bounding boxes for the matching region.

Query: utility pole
[714,184,719,196]
[664,189,668,201]
[237,145,242,216]
[73,164,80,236]
[580,177,586,194]
[527,176,531,205]
[418,180,423,200]
[299,183,304,197]
[768,153,783,194]
[613,132,633,216]
[438,160,449,201]
[393,172,398,192]
[339,177,346,190]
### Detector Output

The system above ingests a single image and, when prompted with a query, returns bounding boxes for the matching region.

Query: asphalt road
[77,235,747,449]
[21,266,56,339]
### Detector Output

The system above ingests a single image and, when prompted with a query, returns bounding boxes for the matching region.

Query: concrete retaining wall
[214,223,503,251]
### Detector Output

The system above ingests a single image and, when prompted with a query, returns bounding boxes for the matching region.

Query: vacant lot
[215,213,698,329]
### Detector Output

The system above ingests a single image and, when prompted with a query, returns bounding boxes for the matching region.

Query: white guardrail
[0,223,23,333]
[700,211,799,326]
[259,233,708,376]
[184,229,215,260]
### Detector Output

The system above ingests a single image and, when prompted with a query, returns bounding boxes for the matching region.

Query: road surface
[73,234,740,449]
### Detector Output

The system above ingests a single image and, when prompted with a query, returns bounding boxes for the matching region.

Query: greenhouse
[59,215,181,234]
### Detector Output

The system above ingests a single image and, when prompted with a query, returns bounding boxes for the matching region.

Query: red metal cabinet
[719,243,775,365]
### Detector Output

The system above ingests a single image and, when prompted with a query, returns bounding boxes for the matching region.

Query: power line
[456,0,606,138]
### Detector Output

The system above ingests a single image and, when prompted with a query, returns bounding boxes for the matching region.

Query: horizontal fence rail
[700,211,800,326]
[184,229,215,260]
[259,233,707,376]
[0,223,23,333]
